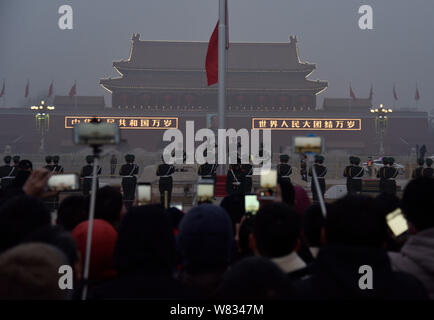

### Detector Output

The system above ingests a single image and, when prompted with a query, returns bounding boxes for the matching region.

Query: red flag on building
[349,84,356,100]
[48,81,54,97]
[415,85,420,101]
[368,84,373,100]
[205,0,229,86]
[393,84,398,101]
[69,82,76,97]
[0,80,4,98]
[24,80,29,98]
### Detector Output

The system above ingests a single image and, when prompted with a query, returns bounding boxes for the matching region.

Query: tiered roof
[100,34,327,94]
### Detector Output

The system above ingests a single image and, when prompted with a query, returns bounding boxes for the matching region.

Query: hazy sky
[1,0,433,110]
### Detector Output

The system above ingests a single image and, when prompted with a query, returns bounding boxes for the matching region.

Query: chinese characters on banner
[65,116,178,129]
[252,118,362,131]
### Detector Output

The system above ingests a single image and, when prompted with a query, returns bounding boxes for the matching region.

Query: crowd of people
[0,153,433,300]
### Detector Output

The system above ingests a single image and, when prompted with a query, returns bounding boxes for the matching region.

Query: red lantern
[299,96,308,105]
[164,94,172,105]
[142,94,150,105]
[120,93,128,105]
[185,94,194,105]
[258,95,266,105]
[279,95,288,105]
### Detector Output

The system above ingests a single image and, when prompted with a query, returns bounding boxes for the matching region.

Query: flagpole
[218,0,226,131]
[218,0,227,174]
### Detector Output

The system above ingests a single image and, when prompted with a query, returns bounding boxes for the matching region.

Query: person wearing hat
[343,156,364,194]
[110,154,118,177]
[422,158,434,178]
[412,158,425,179]
[308,155,327,203]
[226,157,243,196]
[240,160,253,194]
[11,156,20,177]
[120,154,139,205]
[80,155,102,196]
[300,154,308,182]
[52,156,64,174]
[156,155,175,208]
[43,156,54,172]
[277,154,292,185]
[198,150,218,190]
[0,156,15,190]
[377,157,398,195]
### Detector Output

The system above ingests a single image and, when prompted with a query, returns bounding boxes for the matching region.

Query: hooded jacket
[389,228,434,299]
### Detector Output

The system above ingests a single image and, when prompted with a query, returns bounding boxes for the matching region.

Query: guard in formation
[412,158,425,179]
[343,156,364,194]
[198,150,218,186]
[156,156,175,207]
[308,155,327,202]
[277,154,292,184]
[240,161,253,194]
[0,156,15,189]
[120,154,139,204]
[52,155,64,174]
[412,158,434,179]
[44,155,63,174]
[226,158,243,195]
[424,158,434,178]
[44,156,54,171]
[80,155,102,196]
[110,154,118,176]
[377,157,399,195]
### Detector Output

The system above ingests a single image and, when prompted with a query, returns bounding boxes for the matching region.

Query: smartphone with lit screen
[197,182,214,203]
[386,208,408,238]
[259,169,277,199]
[245,194,260,215]
[47,174,79,192]
[136,183,152,205]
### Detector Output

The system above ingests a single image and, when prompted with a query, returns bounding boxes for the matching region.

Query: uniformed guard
[308,155,327,202]
[110,154,118,176]
[198,150,218,186]
[11,156,20,177]
[300,155,308,182]
[80,155,102,196]
[343,156,364,194]
[43,156,54,172]
[156,155,175,208]
[120,154,139,203]
[412,158,425,179]
[377,157,398,195]
[240,161,253,194]
[52,155,64,174]
[423,158,434,178]
[226,158,243,195]
[277,154,292,184]
[0,156,15,190]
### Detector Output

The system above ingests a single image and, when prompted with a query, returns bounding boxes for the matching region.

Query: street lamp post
[370,104,393,156]
[30,100,55,153]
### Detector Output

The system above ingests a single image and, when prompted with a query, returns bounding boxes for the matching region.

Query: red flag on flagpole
[48,81,54,97]
[0,80,5,98]
[393,84,398,101]
[69,82,76,97]
[24,80,29,98]
[206,22,219,86]
[368,84,373,100]
[205,0,229,86]
[415,85,420,101]
[349,85,356,100]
